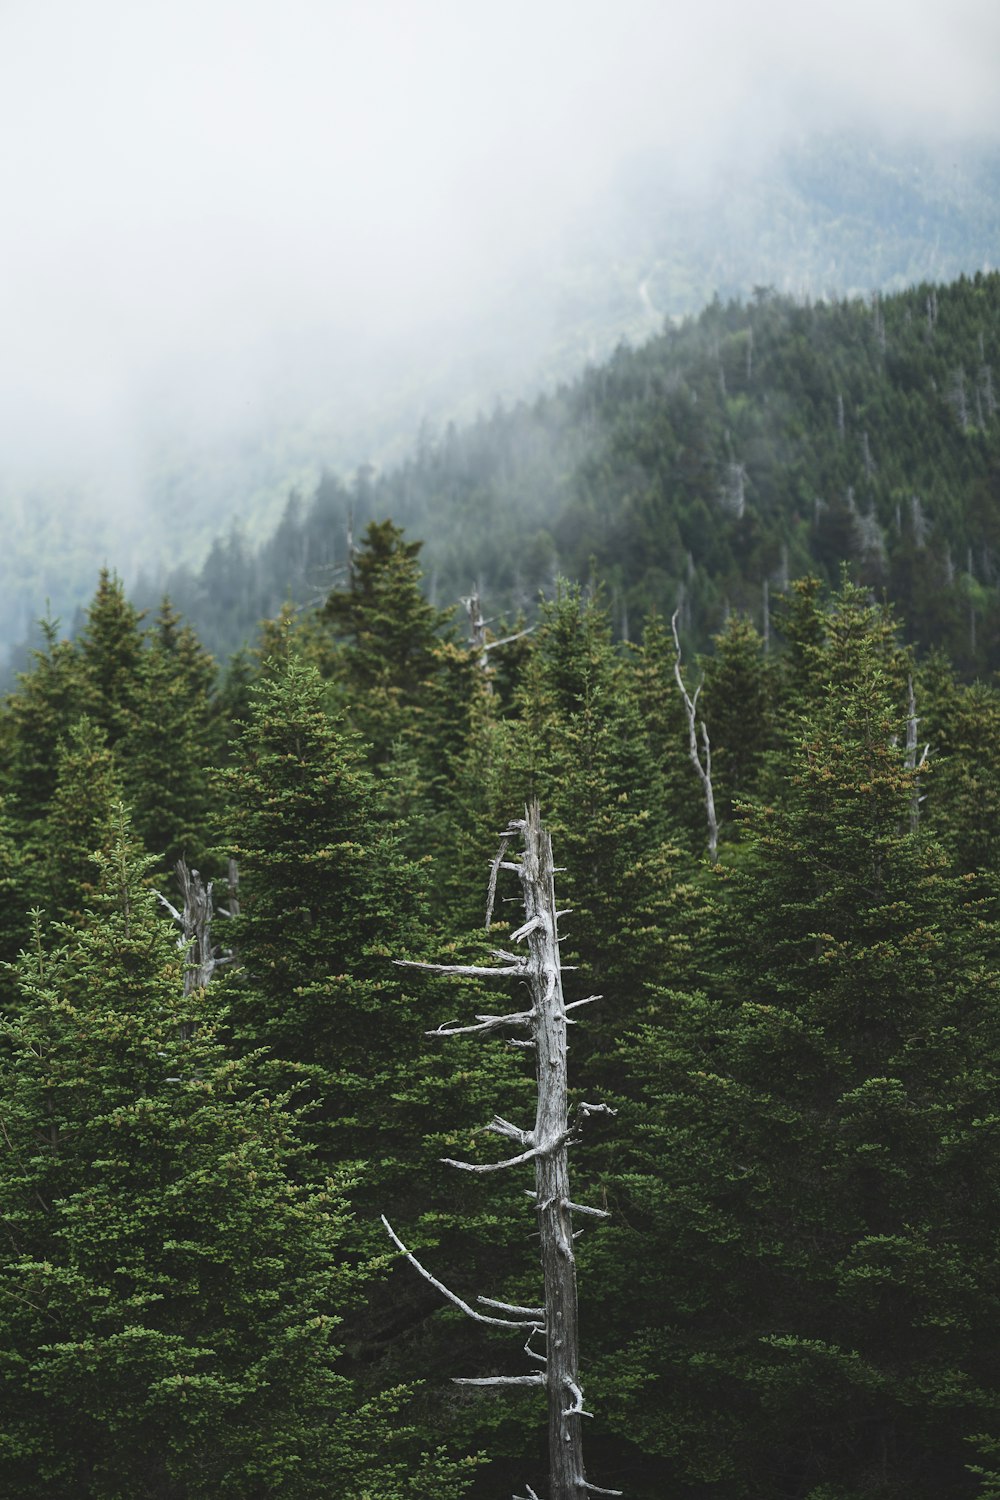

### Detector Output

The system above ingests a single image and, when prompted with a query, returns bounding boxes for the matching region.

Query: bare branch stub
[671,608,719,862]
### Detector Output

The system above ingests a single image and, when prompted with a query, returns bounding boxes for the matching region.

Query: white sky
[1,0,999,486]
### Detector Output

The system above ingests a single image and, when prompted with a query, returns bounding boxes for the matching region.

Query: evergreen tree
[0,804,476,1499]
[320,518,457,766]
[916,654,1000,876]
[496,586,706,1079]
[123,599,219,871]
[0,796,26,1011]
[220,657,423,1125]
[600,589,1000,1498]
[0,615,86,838]
[38,715,124,925]
[700,612,774,823]
[76,569,146,749]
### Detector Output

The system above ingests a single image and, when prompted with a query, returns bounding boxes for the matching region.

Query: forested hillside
[6,128,1000,675]
[133,270,1000,677]
[3,530,1000,1497]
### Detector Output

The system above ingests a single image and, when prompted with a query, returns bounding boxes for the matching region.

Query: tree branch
[485,836,510,929]
[563,1379,593,1419]
[396,959,525,979]
[453,1374,546,1388]
[564,1199,611,1220]
[425,1009,533,1038]
[442,1140,551,1174]
[478,1297,545,1318]
[380,1217,542,1330]
[486,1116,534,1147]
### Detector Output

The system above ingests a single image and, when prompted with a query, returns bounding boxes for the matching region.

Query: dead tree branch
[380,1216,541,1330]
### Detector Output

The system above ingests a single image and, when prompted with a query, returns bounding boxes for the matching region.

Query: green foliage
[321,519,459,764]
[0,804,475,1499]
[1,614,87,837]
[219,656,424,1122]
[122,599,220,869]
[0,580,221,919]
[148,270,1000,679]
[76,570,147,749]
[700,612,775,820]
[38,715,124,925]
[598,585,1000,1497]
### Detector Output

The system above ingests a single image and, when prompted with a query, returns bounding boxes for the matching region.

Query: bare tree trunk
[520,806,586,1499]
[158,859,240,1014]
[174,860,216,996]
[384,804,620,1500]
[905,677,929,836]
[671,610,719,861]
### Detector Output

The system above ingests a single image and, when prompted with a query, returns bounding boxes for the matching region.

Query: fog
[1,0,999,621]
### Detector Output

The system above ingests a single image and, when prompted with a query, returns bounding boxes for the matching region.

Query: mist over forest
[3,0,1000,666]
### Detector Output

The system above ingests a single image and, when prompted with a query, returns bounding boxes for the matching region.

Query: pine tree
[218,655,481,1195]
[76,569,147,750]
[499,586,705,1074]
[0,803,476,1499]
[700,612,774,823]
[0,614,86,838]
[601,588,1000,1498]
[0,795,26,1011]
[38,715,124,924]
[320,518,457,766]
[123,598,219,871]
[218,656,534,1473]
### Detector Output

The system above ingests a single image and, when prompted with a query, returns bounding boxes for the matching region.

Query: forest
[2,485,1000,1497]
[117,269,1000,684]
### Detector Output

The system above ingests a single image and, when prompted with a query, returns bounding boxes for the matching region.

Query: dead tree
[461,585,535,684]
[158,858,240,1004]
[905,677,930,836]
[671,609,719,861]
[383,802,620,1500]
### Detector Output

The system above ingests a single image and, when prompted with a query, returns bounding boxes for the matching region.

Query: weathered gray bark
[905,678,929,836]
[174,861,217,995]
[520,805,587,1499]
[158,858,240,1008]
[384,803,619,1500]
[462,585,534,681]
[671,609,719,862]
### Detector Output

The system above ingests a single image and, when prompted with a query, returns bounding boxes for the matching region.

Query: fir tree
[38,715,124,924]
[219,656,450,1186]
[0,614,86,838]
[320,518,456,766]
[123,598,219,871]
[602,589,1000,1498]
[0,804,476,1499]
[500,586,705,1074]
[76,569,146,750]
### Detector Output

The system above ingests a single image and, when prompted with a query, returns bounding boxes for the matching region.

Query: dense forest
[3,506,1000,1496]
[118,269,1000,682]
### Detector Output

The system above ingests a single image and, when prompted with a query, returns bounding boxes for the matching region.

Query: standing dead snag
[383,802,621,1500]
[157,859,240,1002]
[905,676,930,835]
[671,607,719,862]
[461,585,535,683]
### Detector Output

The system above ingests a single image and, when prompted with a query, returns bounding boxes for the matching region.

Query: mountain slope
[138,268,1000,675]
